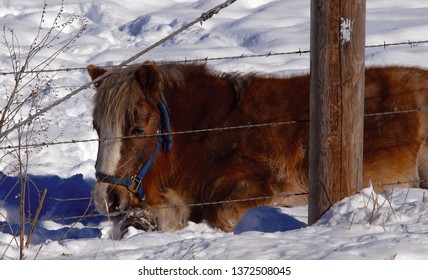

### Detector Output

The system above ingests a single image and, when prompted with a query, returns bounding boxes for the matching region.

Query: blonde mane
[93,65,142,131]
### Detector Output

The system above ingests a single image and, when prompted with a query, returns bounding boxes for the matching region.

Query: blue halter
[95,100,173,201]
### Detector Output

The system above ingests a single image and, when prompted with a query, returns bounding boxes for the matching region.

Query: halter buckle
[128,175,143,194]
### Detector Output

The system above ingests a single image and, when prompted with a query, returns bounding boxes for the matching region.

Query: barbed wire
[0,192,308,230]
[2,105,428,151]
[365,39,428,49]
[1,39,428,76]
[375,178,427,187]
[0,177,425,232]
[0,66,87,76]
[0,119,307,150]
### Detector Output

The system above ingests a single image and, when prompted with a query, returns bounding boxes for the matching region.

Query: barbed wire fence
[1,37,428,151]
[1,0,428,251]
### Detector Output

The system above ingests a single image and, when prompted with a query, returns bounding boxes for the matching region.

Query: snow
[1,0,428,266]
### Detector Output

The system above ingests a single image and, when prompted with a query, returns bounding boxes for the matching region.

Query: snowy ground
[1,0,428,263]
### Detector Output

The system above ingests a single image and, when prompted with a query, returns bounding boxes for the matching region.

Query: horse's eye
[131,127,145,135]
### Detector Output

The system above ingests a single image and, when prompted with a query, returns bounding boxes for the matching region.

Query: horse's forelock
[93,66,147,131]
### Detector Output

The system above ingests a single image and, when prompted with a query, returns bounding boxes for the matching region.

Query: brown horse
[88,62,428,232]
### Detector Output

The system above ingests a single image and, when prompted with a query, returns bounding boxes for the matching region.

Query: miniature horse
[88,62,428,233]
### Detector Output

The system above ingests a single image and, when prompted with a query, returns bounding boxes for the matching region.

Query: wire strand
[1,39,428,76]
[0,177,424,230]
[3,105,428,151]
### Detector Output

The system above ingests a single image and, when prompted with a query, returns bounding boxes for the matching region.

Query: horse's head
[88,62,172,215]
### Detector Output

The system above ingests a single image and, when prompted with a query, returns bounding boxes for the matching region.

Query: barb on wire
[118,0,238,67]
[200,0,237,23]
[0,0,239,141]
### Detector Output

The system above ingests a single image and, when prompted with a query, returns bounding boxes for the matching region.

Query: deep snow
[1,0,428,262]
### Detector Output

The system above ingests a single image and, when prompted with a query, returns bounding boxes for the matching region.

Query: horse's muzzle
[92,181,129,215]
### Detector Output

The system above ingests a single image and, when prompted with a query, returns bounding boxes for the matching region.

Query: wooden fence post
[308,0,366,225]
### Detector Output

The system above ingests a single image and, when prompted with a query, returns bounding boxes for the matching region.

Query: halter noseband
[95,100,173,201]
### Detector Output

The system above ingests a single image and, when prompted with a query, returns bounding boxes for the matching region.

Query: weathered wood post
[309,0,366,225]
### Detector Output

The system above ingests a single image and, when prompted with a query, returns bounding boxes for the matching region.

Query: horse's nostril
[108,192,121,212]
[107,190,132,214]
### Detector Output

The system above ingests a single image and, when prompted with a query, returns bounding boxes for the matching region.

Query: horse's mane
[155,62,253,97]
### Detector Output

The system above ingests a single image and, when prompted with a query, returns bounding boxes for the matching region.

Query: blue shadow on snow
[0,172,105,244]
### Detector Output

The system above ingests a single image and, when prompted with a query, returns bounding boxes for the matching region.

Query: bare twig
[26,189,47,248]
[33,244,45,260]
[417,192,427,223]
[368,193,379,228]
[348,212,356,230]
[399,187,411,217]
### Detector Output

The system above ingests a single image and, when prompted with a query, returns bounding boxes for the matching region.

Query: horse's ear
[135,62,160,95]
[87,64,107,87]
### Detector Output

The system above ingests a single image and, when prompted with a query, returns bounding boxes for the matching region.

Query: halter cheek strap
[95,100,172,201]
[158,100,173,151]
